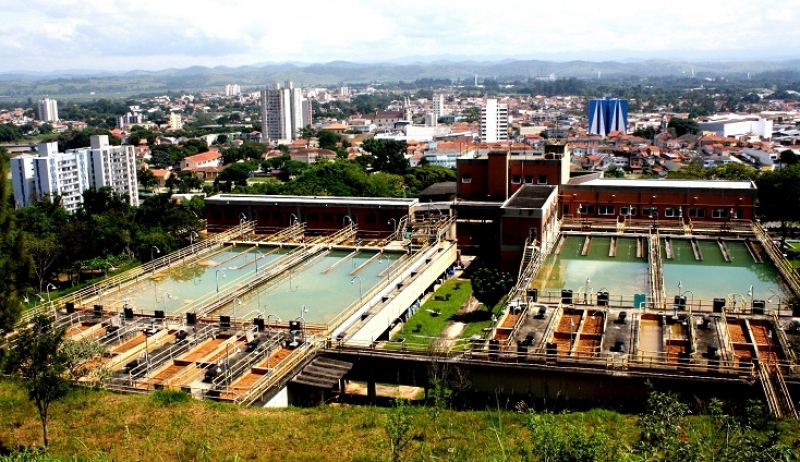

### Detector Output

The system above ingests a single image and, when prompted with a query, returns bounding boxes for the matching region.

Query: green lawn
[389,279,473,347]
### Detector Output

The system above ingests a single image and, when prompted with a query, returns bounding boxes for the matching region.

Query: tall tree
[0,162,34,333]
[756,164,800,241]
[471,267,515,313]
[361,138,409,175]
[2,315,70,448]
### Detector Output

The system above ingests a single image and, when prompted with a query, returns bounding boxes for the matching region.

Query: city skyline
[2,0,800,72]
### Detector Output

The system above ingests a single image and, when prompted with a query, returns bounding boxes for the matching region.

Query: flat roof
[574,179,756,191]
[206,194,419,207]
[503,185,556,209]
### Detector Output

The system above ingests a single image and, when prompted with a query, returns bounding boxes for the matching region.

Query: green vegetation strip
[1,381,798,462]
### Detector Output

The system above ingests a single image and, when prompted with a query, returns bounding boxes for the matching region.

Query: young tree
[471,267,514,313]
[2,315,70,448]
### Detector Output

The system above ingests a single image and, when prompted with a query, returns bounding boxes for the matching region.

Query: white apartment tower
[10,135,139,213]
[432,94,445,123]
[480,99,508,143]
[169,112,183,131]
[225,84,241,97]
[38,98,59,122]
[260,81,312,142]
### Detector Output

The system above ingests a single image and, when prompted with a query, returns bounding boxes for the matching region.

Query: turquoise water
[100,246,399,324]
[215,250,400,325]
[662,239,786,304]
[532,236,650,299]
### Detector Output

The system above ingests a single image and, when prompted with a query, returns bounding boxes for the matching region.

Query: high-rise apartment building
[225,84,241,97]
[480,99,509,143]
[432,94,445,123]
[169,112,183,131]
[587,97,628,136]
[38,98,59,122]
[260,82,312,142]
[11,135,139,213]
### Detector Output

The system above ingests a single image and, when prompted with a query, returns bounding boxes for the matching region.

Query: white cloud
[0,0,799,71]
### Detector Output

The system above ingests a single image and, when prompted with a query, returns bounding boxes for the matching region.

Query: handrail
[758,361,783,417]
[327,243,435,337]
[211,335,285,390]
[236,338,324,405]
[771,366,798,419]
[752,222,800,295]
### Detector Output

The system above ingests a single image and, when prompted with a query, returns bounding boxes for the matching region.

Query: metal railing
[326,338,761,379]
[752,222,800,295]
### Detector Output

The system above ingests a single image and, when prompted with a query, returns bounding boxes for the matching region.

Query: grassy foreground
[1,380,800,462]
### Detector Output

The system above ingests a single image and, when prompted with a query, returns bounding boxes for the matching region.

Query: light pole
[679,290,694,314]
[584,278,591,305]
[162,292,172,312]
[748,285,754,312]
[769,288,782,316]
[150,245,160,275]
[351,276,363,304]
[189,231,198,252]
[239,213,247,241]
[378,254,390,283]
[388,218,397,234]
[232,298,242,320]
[290,213,298,226]
[343,215,352,227]
[299,305,308,342]
[267,313,282,337]
[215,269,226,293]
[46,283,56,313]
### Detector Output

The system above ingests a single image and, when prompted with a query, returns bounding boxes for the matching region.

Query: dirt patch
[344,382,423,400]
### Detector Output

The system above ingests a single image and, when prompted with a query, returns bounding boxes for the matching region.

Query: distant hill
[1,58,800,100]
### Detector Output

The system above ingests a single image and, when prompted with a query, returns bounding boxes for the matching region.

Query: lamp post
[584,278,591,305]
[769,288,782,316]
[388,218,397,234]
[239,213,247,241]
[45,283,56,313]
[232,298,242,320]
[215,269,226,293]
[267,313,282,337]
[343,215,352,227]
[748,285,754,313]
[679,290,694,314]
[290,213,298,226]
[150,245,160,265]
[378,254,391,283]
[351,276,363,304]
[299,305,308,341]
[162,292,172,312]
[189,231,198,252]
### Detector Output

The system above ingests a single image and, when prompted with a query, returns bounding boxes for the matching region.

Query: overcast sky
[2,0,800,72]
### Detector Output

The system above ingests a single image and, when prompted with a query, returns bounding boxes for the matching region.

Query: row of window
[461,174,548,184]
[211,209,395,225]
[567,205,742,219]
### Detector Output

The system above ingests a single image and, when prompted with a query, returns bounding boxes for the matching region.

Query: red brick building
[560,178,757,223]
[205,195,417,240]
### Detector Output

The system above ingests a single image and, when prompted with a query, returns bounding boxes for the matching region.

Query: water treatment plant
[18,147,800,418]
